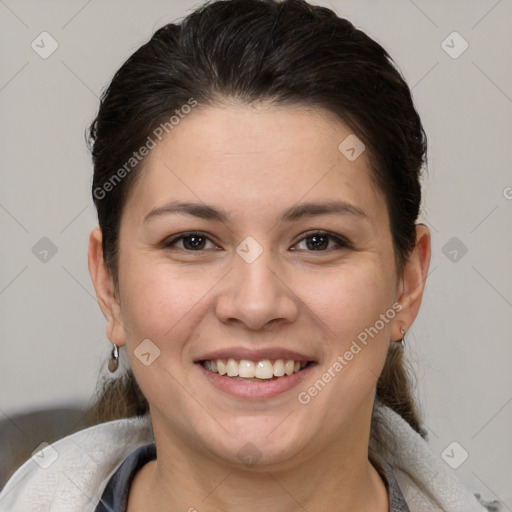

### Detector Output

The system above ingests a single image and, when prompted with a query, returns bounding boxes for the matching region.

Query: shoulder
[371,401,502,512]
[0,415,153,512]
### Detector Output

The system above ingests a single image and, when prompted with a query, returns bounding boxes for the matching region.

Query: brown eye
[292,231,351,252]
[163,232,217,251]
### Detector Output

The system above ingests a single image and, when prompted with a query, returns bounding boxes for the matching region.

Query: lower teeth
[229,375,279,381]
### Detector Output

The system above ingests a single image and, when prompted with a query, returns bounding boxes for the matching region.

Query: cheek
[286,264,394,437]
[306,263,394,344]
[117,261,213,407]
[306,263,394,394]
[117,258,209,351]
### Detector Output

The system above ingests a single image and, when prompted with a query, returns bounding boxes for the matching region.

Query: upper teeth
[202,359,308,379]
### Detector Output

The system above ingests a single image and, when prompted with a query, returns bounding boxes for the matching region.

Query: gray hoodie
[0,400,501,511]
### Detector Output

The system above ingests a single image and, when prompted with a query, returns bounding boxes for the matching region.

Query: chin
[196,418,312,469]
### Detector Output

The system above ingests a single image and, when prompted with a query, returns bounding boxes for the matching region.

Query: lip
[194,347,316,364]
[197,361,316,399]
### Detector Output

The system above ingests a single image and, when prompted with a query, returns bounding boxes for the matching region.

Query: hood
[0,401,501,512]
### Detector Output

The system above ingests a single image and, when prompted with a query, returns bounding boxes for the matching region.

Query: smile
[196,356,316,399]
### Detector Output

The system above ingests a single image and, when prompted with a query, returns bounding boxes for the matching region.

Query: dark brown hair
[86,0,428,443]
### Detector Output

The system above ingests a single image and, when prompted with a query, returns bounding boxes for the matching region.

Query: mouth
[194,349,317,399]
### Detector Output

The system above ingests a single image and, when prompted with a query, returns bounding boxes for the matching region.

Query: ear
[88,226,126,347]
[392,224,431,340]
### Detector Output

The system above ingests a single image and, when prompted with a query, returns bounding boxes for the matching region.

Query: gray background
[1,0,511,505]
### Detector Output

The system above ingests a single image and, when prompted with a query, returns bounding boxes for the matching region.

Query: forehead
[125,103,385,225]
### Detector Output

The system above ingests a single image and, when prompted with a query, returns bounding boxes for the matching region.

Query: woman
[0,0,501,511]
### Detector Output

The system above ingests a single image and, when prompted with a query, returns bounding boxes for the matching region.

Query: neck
[127,403,389,512]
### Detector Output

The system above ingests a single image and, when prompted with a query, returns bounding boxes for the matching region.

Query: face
[108,103,404,468]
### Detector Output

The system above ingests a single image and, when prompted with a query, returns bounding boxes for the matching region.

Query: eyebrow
[143,200,370,224]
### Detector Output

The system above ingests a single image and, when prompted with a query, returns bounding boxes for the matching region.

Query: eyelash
[162,230,352,253]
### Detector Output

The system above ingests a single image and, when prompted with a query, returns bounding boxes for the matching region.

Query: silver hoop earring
[399,328,406,349]
[108,344,119,373]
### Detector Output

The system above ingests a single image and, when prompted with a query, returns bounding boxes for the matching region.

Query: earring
[399,328,406,349]
[108,343,119,373]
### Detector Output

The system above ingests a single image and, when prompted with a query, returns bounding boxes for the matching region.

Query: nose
[214,246,299,331]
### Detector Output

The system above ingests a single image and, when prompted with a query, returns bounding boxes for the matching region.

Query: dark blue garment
[94,443,410,512]
[370,449,412,512]
[94,443,156,512]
